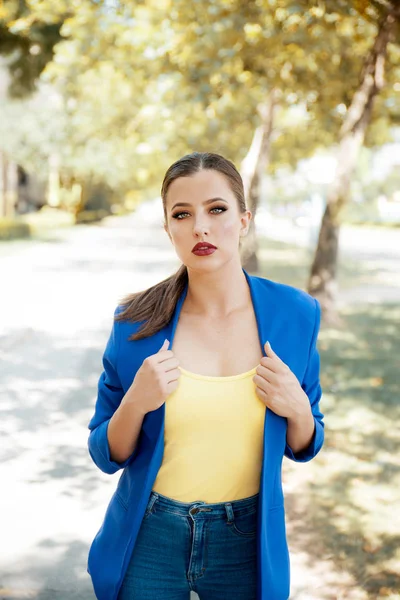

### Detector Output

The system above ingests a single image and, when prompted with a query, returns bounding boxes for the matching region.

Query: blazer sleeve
[87,307,138,474]
[284,297,325,463]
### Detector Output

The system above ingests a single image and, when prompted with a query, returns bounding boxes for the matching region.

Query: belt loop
[225,502,234,523]
[147,491,158,512]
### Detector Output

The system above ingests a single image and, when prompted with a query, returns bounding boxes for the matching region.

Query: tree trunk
[240,88,277,272]
[0,151,17,218]
[48,153,61,208]
[0,151,6,218]
[307,9,397,325]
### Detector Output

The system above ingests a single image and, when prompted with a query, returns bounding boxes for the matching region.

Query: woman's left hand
[252,341,311,420]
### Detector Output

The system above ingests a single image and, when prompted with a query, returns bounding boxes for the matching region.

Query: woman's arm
[107,388,146,464]
[286,407,315,455]
[284,297,325,462]
[88,308,142,474]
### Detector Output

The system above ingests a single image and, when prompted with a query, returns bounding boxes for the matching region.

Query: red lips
[192,242,217,252]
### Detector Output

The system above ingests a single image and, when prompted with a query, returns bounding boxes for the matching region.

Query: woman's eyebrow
[171,197,228,210]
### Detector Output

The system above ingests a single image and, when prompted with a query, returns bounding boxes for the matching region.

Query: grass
[256,237,400,600]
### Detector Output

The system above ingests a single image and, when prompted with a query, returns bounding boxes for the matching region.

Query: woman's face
[164,169,251,271]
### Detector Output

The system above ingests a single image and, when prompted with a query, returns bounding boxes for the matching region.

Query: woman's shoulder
[251,274,319,317]
[112,304,146,336]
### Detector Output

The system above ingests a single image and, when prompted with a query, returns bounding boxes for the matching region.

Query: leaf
[369,377,384,387]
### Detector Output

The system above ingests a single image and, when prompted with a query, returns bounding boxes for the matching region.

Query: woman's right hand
[128,339,181,415]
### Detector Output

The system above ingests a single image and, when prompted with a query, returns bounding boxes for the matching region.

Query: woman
[87,152,325,600]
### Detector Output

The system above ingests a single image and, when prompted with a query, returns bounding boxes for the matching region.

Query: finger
[157,339,173,361]
[264,341,288,372]
[253,382,272,406]
[166,368,181,383]
[255,364,279,385]
[253,374,274,395]
[264,340,279,359]
[163,357,180,372]
[158,338,170,352]
[259,358,280,376]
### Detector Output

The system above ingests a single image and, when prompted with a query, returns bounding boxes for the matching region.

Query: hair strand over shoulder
[115,151,246,341]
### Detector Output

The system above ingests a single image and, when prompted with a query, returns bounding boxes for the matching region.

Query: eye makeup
[171,206,227,220]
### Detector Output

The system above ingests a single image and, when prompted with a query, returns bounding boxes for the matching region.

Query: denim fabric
[118,490,259,600]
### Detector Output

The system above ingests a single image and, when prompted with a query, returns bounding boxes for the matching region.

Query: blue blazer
[87,268,325,600]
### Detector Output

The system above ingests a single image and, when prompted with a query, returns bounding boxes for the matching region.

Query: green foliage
[75,209,109,224]
[0,0,399,203]
[0,0,67,98]
[0,217,30,240]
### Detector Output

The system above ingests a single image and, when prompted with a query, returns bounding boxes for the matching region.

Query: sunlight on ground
[1,226,399,599]
[258,238,400,599]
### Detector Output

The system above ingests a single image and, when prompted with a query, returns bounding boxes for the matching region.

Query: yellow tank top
[152,365,266,503]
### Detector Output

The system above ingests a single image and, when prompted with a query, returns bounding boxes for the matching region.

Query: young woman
[87,152,325,600]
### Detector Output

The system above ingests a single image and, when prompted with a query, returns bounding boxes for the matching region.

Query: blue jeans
[118,490,259,600]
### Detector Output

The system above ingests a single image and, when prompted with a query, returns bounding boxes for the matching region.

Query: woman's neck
[184,263,251,319]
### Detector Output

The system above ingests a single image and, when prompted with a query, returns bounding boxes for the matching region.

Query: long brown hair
[116,151,247,341]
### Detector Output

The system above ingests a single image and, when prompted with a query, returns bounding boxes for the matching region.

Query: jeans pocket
[227,508,257,538]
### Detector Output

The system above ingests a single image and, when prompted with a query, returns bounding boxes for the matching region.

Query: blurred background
[0,1,399,599]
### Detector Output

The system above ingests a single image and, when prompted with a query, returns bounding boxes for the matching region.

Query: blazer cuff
[89,420,135,474]
[284,418,324,463]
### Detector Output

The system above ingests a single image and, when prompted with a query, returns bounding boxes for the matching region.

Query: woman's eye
[172,207,227,220]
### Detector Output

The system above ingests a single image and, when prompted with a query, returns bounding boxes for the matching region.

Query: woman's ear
[240,210,252,236]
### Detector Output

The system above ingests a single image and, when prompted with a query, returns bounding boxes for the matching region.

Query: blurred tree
[0,150,17,217]
[307,1,400,324]
[1,0,399,314]
[239,90,278,271]
[0,0,68,97]
[137,0,399,277]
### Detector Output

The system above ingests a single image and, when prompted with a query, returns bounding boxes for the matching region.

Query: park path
[0,203,398,599]
[0,207,178,599]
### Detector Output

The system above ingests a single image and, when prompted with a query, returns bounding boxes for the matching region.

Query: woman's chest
[171,308,264,377]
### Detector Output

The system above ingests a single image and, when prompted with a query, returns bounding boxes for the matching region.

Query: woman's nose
[192,220,209,236]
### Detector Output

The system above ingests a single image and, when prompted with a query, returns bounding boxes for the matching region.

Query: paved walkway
[0,206,398,599]
[0,210,179,599]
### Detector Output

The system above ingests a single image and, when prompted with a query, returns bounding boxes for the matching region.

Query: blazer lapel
[141,269,286,475]
[140,279,188,446]
[244,269,287,474]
